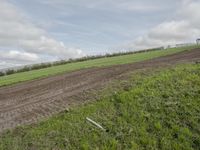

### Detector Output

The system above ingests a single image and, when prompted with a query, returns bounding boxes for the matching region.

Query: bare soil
[0,48,200,132]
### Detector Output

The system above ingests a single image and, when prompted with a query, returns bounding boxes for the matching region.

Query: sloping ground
[0,48,200,132]
[0,62,199,150]
[1,46,197,87]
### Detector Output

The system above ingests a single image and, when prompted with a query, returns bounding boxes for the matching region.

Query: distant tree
[0,71,5,77]
[17,66,31,73]
[6,69,15,75]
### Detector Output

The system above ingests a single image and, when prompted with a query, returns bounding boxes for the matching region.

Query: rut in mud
[0,48,200,132]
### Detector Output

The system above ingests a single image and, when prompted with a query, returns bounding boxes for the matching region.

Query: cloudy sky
[0,0,200,69]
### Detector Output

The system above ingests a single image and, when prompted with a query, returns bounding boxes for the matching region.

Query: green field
[0,46,198,87]
[0,63,199,150]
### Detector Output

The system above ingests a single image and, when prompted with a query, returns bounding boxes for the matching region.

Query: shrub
[6,69,15,75]
[17,66,31,73]
[0,71,5,76]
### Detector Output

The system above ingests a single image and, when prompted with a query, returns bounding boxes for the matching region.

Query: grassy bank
[0,46,198,87]
[0,63,199,150]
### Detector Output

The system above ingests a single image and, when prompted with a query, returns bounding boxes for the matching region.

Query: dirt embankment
[0,48,200,132]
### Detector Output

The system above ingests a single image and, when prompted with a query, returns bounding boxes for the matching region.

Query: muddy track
[0,48,200,132]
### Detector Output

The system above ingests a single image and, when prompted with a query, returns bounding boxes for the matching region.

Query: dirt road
[0,48,200,132]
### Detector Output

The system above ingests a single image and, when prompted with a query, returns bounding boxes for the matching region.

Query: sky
[0,0,200,69]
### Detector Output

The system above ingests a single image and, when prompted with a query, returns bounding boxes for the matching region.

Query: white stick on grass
[86,117,106,131]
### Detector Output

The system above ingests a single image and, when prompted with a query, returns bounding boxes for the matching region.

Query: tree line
[0,47,164,77]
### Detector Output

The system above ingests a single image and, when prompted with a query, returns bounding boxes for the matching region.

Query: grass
[0,45,199,87]
[0,63,199,150]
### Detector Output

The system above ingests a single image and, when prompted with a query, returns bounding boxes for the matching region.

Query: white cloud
[0,61,21,70]
[127,0,200,50]
[179,0,200,27]
[0,0,84,69]
[0,50,39,62]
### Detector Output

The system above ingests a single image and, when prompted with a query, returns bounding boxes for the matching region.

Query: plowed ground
[0,48,200,132]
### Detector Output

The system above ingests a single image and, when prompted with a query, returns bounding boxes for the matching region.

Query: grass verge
[0,63,200,150]
[0,45,198,87]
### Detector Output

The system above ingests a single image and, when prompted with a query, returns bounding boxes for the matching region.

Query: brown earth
[0,48,200,132]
